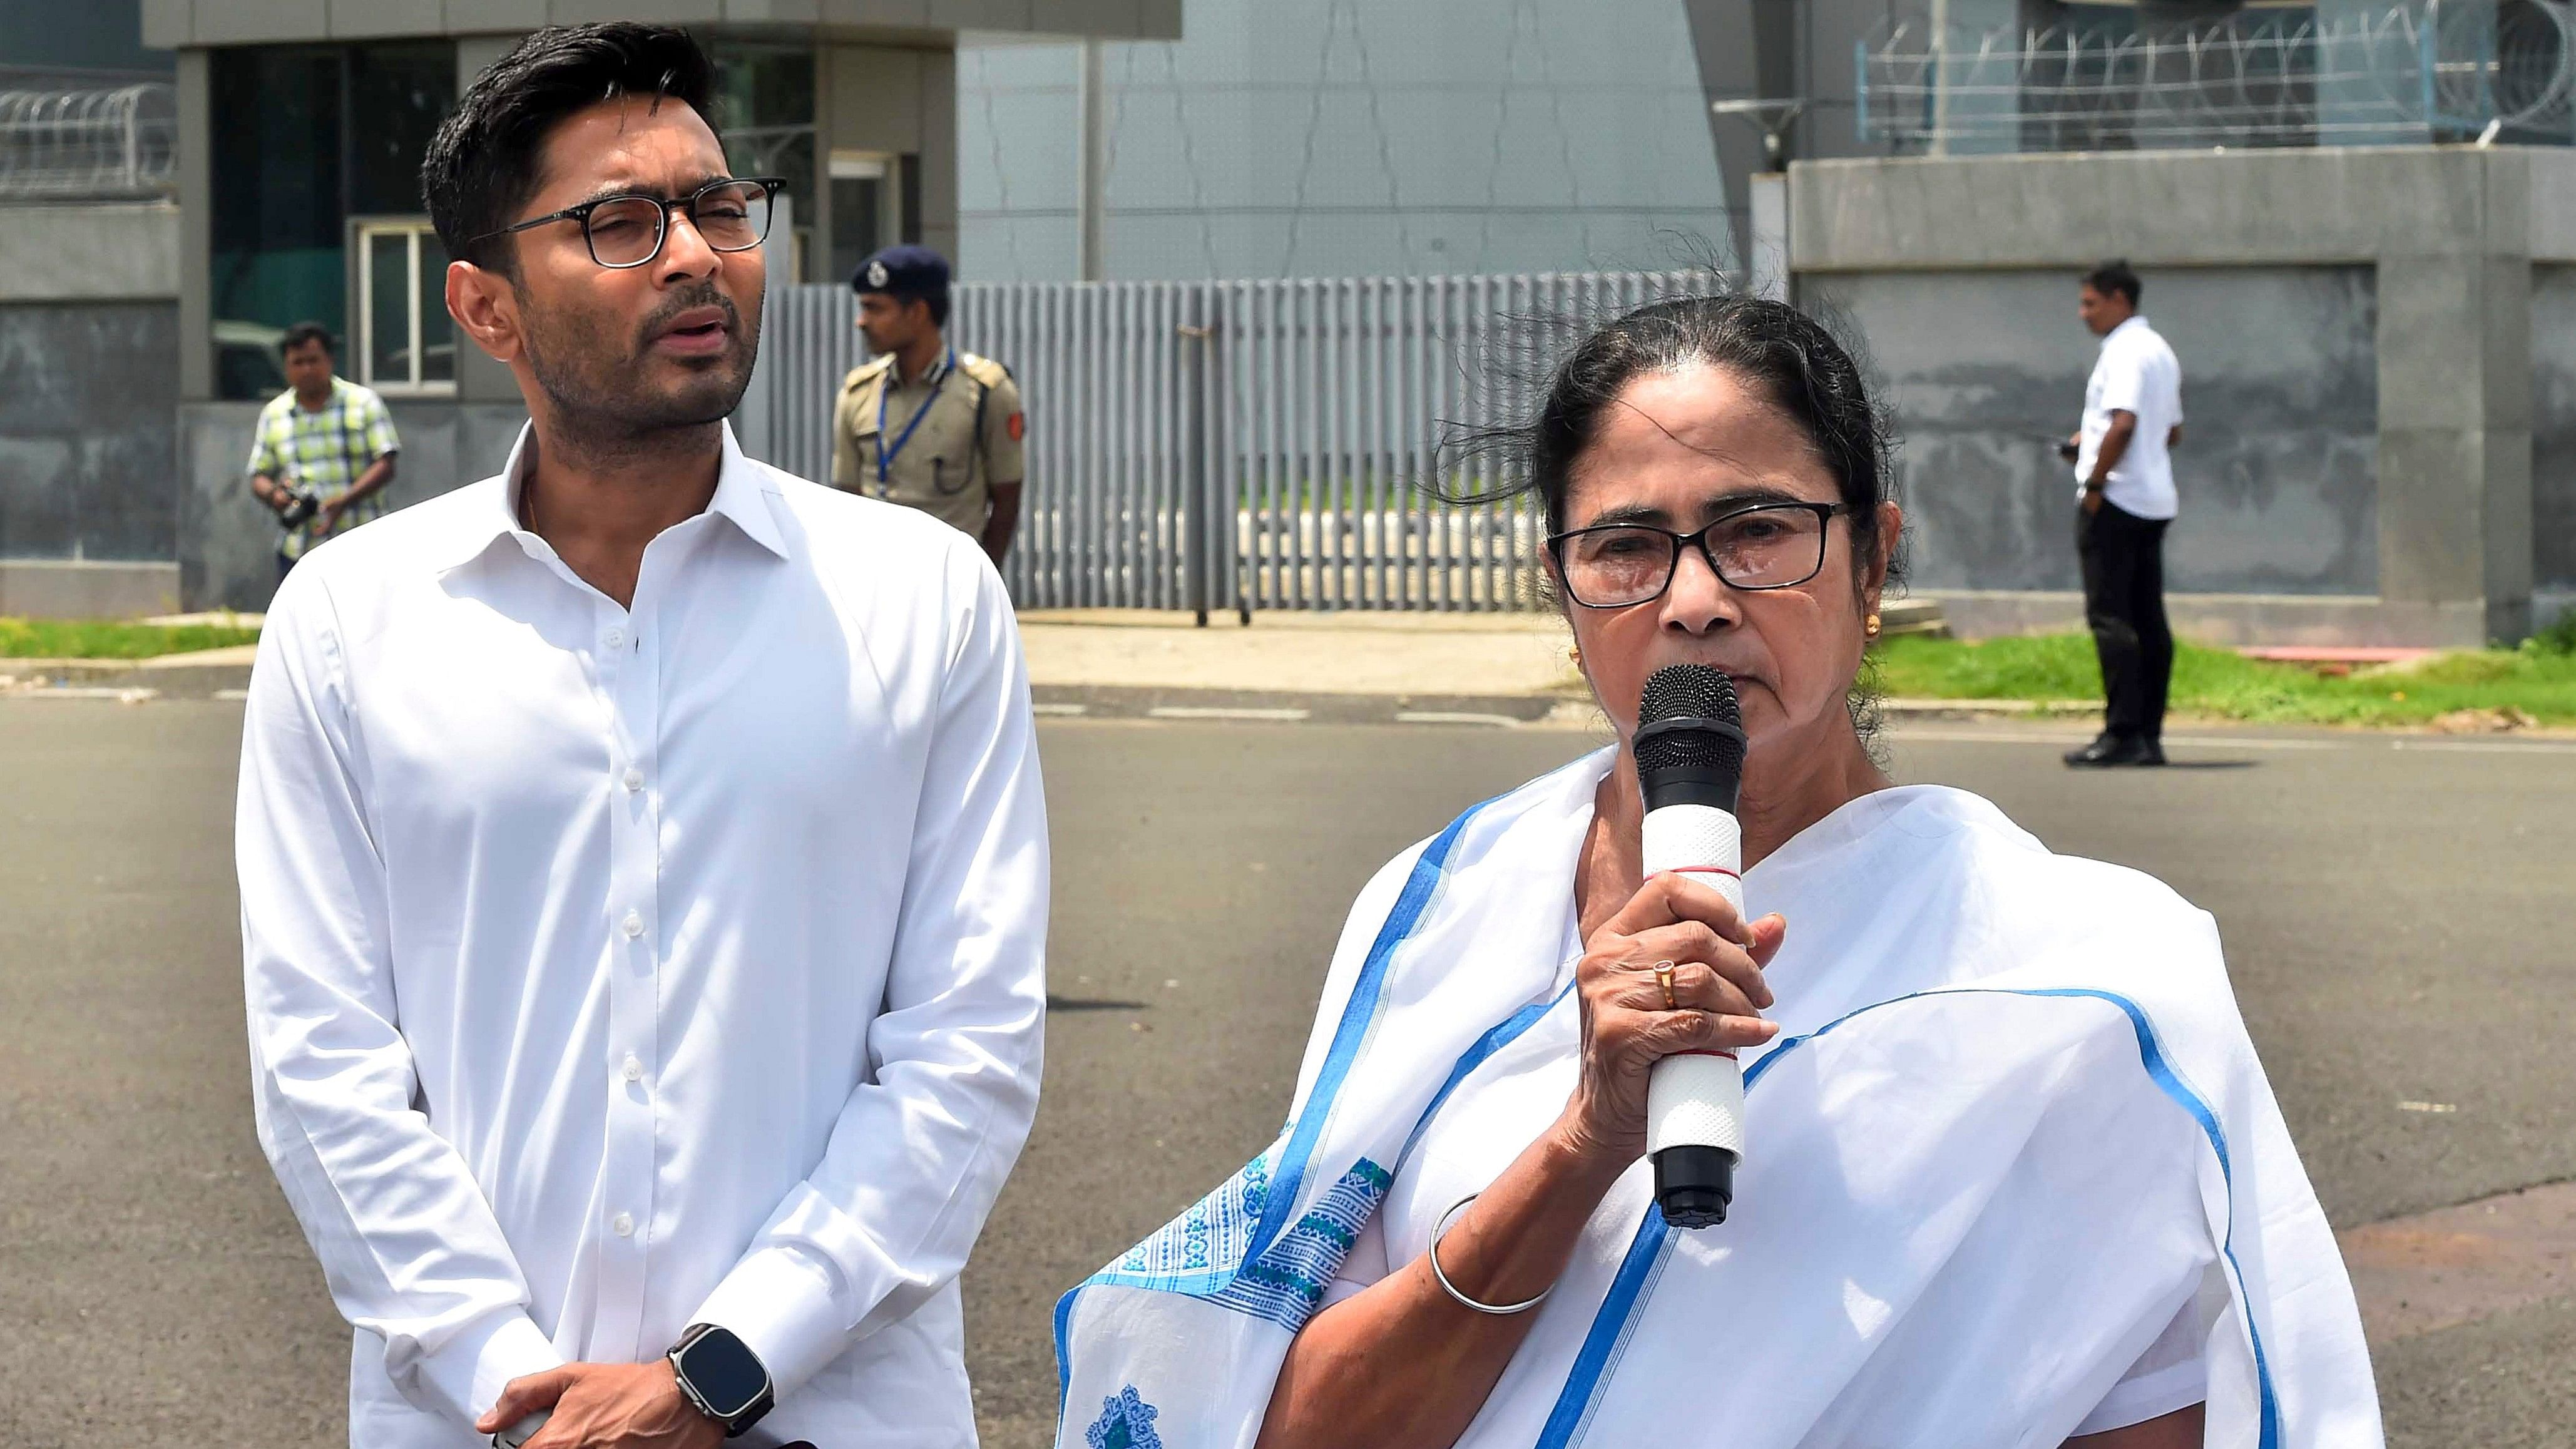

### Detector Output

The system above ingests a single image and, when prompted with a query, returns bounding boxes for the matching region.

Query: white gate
[733,271,1713,613]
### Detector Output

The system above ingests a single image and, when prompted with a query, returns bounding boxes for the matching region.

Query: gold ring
[1652,960,1678,1011]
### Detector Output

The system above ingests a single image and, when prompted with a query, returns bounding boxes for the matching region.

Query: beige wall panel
[142,0,191,48]
[190,0,330,44]
[548,0,720,25]
[825,45,929,151]
[329,0,446,38]
[446,0,549,33]
[916,46,958,259]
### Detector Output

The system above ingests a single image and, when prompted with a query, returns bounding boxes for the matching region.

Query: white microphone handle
[1642,802,1749,1160]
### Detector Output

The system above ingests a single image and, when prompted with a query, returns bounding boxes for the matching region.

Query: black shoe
[2135,739,2167,767]
[2063,733,2145,767]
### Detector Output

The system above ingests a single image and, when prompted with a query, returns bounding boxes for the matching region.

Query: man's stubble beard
[520,280,764,464]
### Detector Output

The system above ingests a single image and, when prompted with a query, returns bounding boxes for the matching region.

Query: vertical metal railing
[739,270,1714,612]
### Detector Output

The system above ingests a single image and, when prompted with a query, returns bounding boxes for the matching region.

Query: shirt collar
[892,346,953,389]
[432,421,790,574]
[2106,314,2148,342]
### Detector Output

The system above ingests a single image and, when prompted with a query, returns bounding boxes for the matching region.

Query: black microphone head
[1640,663,1740,731]
[1635,665,1746,809]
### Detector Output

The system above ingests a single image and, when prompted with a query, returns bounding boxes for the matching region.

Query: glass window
[210,42,456,399]
[350,43,455,214]
[829,150,891,285]
[357,221,454,394]
[713,41,816,278]
[212,46,343,397]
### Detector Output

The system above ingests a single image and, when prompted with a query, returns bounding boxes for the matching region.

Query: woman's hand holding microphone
[1551,871,1786,1171]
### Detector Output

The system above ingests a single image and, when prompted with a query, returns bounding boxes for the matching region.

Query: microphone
[1635,663,1750,1229]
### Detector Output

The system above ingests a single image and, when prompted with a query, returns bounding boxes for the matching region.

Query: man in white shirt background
[236,23,1047,1449]
[2063,259,2185,769]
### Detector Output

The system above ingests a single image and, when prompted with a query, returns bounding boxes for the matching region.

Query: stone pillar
[2373,152,2535,645]
[175,49,212,402]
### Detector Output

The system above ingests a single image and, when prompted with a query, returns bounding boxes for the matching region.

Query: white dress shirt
[238,424,1048,1448]
[2075,314,2184,520]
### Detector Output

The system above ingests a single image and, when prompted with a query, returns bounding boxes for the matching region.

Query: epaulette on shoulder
[955,352,1015,387]
[842,356,894,391]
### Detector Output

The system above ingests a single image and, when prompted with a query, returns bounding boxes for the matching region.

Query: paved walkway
[1019,608,1580,698]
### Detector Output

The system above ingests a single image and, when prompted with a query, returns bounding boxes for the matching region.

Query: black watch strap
[668,1323,775,1438]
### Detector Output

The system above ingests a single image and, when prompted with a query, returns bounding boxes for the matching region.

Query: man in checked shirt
[246,320,401,583]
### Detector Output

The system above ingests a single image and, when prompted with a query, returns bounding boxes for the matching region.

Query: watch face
[677,1328,769,1419]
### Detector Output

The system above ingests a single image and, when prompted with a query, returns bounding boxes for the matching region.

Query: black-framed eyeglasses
[1546,501,1846,608]
[471,177,786,269]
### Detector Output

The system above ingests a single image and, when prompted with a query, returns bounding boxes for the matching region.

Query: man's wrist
[667,1323,774,1438]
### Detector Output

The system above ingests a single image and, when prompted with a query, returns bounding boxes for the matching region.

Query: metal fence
[736,270,1715,613]
[1857,0,2575,152]
[0,83,175,200]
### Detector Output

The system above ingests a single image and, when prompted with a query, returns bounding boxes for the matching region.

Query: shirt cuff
[411,1309,565,1427]
[690,1244,881,1401]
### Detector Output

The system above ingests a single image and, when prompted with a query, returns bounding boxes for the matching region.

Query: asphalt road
[2,700,2569,1448]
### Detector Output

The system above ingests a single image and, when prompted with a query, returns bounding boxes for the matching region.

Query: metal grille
[0,83,175,200]
[738,271,1712,612]
[1858,0,2575,152]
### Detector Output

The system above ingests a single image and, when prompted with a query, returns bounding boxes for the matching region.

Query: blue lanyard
[875,347,953,487]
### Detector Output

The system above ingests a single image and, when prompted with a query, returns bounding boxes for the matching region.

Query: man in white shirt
[236,24,1047,1449]
[2063,260,2184,769]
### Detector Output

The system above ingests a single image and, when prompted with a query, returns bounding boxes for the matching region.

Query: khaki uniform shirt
[831,348,1024,538]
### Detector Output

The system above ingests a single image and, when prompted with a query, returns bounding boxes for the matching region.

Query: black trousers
[2077,500,2173,741]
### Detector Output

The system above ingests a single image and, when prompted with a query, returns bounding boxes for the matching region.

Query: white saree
[1055,748,2381,1449]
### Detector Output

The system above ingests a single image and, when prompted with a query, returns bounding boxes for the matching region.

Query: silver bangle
[1427,1193,1553,1315]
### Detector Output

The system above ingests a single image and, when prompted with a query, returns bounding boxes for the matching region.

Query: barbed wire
[1859,0,2573,152]
[0,83,174,201]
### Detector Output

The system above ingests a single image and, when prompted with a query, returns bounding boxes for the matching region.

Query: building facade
[955,0,1733,282]
[144,0,1173,610]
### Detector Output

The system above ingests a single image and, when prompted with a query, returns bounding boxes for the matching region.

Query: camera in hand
[276,483,324,530]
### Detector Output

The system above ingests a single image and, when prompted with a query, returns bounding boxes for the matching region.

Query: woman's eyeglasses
[472,177,786,270]
[1546,501,1845,608]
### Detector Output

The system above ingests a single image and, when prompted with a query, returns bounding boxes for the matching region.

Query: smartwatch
[667,1323,775,1438]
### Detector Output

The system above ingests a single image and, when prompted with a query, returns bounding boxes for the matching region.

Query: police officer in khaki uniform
[832,245,1026,563]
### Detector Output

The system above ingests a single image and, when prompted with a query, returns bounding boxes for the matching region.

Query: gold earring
[1568,645,1584,668]
[1864,613,1882,638]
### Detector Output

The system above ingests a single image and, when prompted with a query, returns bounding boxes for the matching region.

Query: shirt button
[611,1212,635,1238]
[623,1055,645,1083]
[621,910,644,939]
[623,767,645,792]
[603,628,625,650]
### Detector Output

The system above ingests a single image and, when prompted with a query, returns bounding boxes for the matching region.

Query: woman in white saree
[1053,297,2380,1449]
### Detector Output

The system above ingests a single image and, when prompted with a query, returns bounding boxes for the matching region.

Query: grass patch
[1872,630,2576,727]
[0,617,263,660]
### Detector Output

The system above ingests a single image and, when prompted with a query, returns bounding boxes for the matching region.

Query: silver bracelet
[1427,1193,1553,1315]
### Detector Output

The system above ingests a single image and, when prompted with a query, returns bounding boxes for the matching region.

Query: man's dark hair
[2082,259,2142,305]
[280,321,334,357]
[421,23,720,275]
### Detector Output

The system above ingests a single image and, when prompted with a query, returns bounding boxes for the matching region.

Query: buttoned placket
[591,550,670,1363]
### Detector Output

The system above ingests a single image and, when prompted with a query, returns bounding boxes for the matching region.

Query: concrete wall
[0,302,180,563]
[1793,145,2576,646]
[143,0,1180,46]
[178,399,528,610]
[2531,265,2576,621]
[0,203,179,302]
[1810,266,2378,596]
[0,204,184,606]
